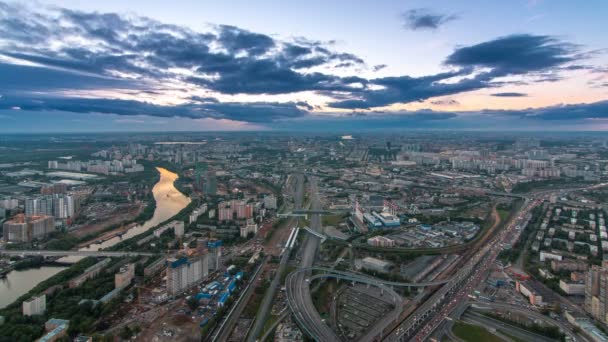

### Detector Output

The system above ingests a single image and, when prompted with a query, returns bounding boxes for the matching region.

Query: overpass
[292,209,348,215]
[0,249,158,257]
[301,267,451,287]
[277,212,308,218]
[277,209,348,219]
[301,226,328,243]
[286,267,404,342]
[286,267,453,341]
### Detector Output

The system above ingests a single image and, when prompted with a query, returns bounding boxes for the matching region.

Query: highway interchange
[224,177,608,341]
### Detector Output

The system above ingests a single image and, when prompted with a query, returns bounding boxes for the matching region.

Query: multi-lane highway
[468,301,582,341]
[382,198,539,341]
[283,179,608,342]
[386,183,608,342]
[285,176,342,341]
[286,266,404,342]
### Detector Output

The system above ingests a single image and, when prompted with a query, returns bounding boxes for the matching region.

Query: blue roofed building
[38,318,69,342]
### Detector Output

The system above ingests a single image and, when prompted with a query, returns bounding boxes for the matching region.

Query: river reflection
[0,266,67,308]
[81,167,190,252]
[0,167,190,308]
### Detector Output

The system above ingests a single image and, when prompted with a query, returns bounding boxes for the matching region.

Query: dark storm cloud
[328,34,582,109]
[401,8,458,31]
[0,2,600,124]
[0,94,309,123]
[0,63,141,93]
[496,100,608,120]
[329,68,489,109]
[0,1,365,98]
[490,92,528,97]
[445,34,579,76]
[217,25,275,56]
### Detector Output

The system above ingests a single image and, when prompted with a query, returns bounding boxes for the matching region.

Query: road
[0,249,157,257]
[470,301,584,341]
[388,183,608,342]
[411,198,538,342]
[382,198,538,341]
[462,310,556,342]
[295,267,450,287]
[286,176,341,341]
[245,174,304,342]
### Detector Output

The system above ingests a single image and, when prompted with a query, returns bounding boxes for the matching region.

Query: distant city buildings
[153,220,185,238]
[3,214,55,242]
[48,159,143,175]
[22,294,46,316]
[367,236,395,247]
[203,170,218,195]
[68,258,111,288]
[189,203,208,224]
[207,239,223,272]
[115,263,135,290]
[39,318,69,342]
[264,195,277,210]
[585,265,608,323]
[217,200,253,221]
[167,254,209,295]
[240,218,258,238]
[25,194,79,219]
[0,198,19,210]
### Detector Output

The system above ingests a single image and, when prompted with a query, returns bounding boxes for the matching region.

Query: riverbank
[0,166,190,313]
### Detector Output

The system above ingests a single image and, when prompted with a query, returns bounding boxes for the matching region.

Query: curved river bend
[0,167,190,308]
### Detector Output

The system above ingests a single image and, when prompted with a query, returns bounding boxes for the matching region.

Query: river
[0,167,190,308]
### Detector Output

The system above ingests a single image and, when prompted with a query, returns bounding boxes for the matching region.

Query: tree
[187,296,199,311]
[119,326,132,340]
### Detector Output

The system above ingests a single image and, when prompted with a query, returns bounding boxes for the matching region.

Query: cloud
[401,8,458,31]
[0,1,365,98]
[445,34,579,77]
[329,34,584,109]
[373,64,387,72]
[0,2,601,126]
[490,92,528,97]
[0,94,308,123]
[328,68,488,109]
[0,63,141,94]
[500,100,608,120]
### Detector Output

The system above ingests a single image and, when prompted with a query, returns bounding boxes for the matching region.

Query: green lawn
[322,214,345,227]
[453,322,503,342]
[497,209,510,222]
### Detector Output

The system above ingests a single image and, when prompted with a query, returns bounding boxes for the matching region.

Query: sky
[0,0,607,132]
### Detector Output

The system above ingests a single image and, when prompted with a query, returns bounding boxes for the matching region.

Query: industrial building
[360,257,393,273]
